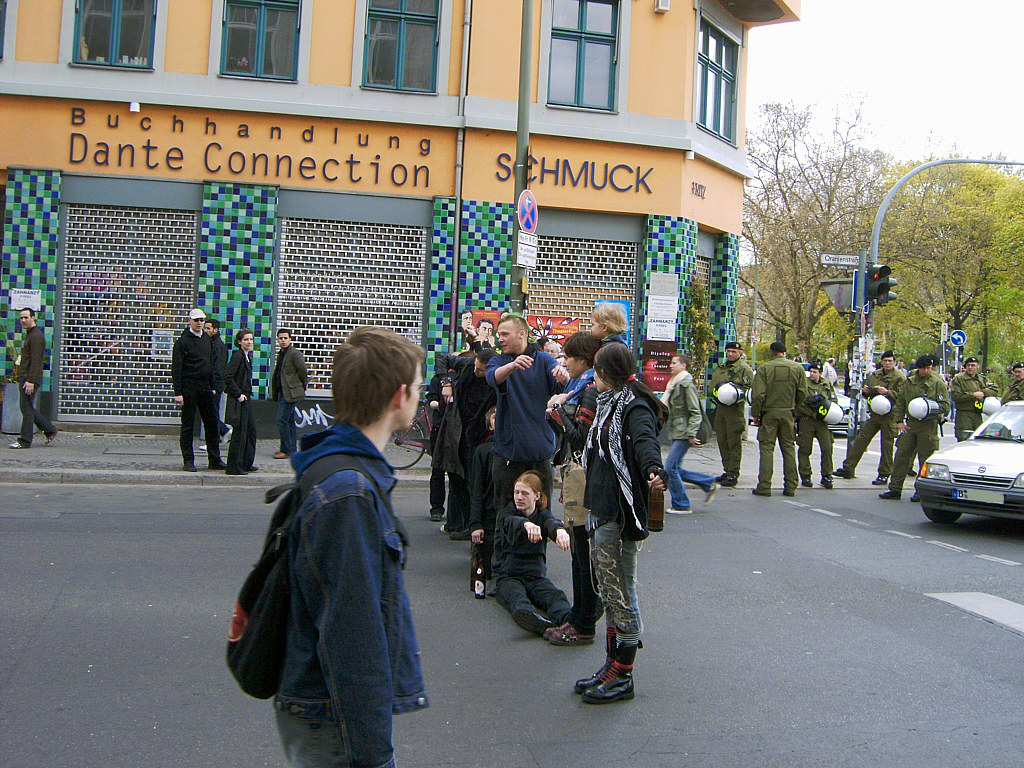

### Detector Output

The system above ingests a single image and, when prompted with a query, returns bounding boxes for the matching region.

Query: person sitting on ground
[492,471,571,636]
[468,406,498,586]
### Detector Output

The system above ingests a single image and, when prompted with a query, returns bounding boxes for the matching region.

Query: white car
[915,402,1024,524]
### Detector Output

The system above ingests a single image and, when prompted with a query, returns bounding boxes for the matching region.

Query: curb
[0,468,433,487]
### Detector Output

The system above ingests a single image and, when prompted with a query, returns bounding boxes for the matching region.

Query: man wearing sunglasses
[171,308,226,472]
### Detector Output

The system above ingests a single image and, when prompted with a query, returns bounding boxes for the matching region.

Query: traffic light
[865,263,898,306]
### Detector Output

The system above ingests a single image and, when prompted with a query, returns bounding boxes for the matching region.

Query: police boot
[800,476,813,488]
[821,476,834,490]
[715,473,729,483]
[834,468,854,479]
[582,643,636,705]
[574,627,616,694]
[872,475,889,486]
[720,475,738,488]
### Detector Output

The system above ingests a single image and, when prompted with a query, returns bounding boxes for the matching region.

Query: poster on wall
[459,309,584,354]
[641,340,677,393]
[526,315,582,355]
[646,273,679,342]
[9,288,42,312]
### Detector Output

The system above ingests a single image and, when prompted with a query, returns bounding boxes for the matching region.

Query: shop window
[548,0,617,111]
[363,0,440,92]
[697,19,738,143]
[74,0,157,68]
[1,0,7,60]
[221,0,300,80]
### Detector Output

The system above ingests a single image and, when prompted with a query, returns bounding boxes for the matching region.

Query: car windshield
[974,409,1024,441]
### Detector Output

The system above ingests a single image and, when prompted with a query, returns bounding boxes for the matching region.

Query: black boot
[834,467,854,479]
[821,476,834,489]
[720,475,738,488]
[574,627,616,694]
[800,476,813,488]
[582,643,636,704]
[715,472,729,483]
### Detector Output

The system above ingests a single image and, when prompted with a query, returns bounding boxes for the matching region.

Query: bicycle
[382,399,436,470]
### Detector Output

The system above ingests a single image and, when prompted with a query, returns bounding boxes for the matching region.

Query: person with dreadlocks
[573,343,667,704]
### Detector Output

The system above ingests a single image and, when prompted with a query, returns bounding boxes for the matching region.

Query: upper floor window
[1,0,7,60]
[697,19,738,143]
[74,0,157,68]
[221,0,300,80]
[548,0,618,111]
[363,0,440,92]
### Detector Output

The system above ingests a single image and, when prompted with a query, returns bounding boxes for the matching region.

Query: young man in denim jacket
[275,327,428,768]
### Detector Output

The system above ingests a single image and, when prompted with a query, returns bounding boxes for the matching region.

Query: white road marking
[926,592,1024,634]
[886,530,921,539]
[927,540,969,553]
[847,519,872,526]
[781,500,810,508]
[975,555,1021,566]
[812,508,842,517]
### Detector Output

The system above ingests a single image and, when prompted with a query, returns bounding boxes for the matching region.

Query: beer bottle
[647,484,665,533]
[471,544,486,599]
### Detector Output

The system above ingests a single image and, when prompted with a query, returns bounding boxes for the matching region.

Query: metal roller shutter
[59,205,198,423]
[276,218,428,394]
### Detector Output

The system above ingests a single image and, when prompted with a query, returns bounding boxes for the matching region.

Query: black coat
[210,333,228,394]
[224,349,253,425]
[171,329,222,396]
[492,503,565,579]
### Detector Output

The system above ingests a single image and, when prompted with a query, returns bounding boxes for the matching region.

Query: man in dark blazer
[271,328,308,459]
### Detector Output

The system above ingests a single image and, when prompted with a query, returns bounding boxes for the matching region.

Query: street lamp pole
[509,0,534,314]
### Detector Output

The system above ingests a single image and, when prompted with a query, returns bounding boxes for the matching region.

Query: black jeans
[226,399,257,473]
[568,524,602,633]
[495,574,571,626]
[491,456,553,511]
[429,466,447,516]
[446,472,471,532]
[180,391,222,465]
[19,387,56,446]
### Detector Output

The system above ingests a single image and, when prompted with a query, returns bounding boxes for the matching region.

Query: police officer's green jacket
[951,372,999,412]
[1002,378,1024,405]
[797,377,837,420]
[863,367,906,422]
[750,356,808,418]
[892,371,950,430]
[710,357,754,411]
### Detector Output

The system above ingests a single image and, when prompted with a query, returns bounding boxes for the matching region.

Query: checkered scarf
[585,385,636,511]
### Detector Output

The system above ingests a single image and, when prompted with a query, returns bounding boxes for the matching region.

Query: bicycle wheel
[384,418,427,470]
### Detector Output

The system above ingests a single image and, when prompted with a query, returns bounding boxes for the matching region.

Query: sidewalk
[1,424,887,489]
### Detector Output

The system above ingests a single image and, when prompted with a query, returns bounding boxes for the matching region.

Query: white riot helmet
[907,397,941,421]
[715,382,745,406]
[869,396,892,416]
[821,401,844,425]
[982,396,1002,415]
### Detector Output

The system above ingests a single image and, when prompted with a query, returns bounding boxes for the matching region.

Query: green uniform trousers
[714,405,746,477]
[756,408,798,493]
[797,418,834,480]
[954,409,984,442]
[888,426,940,493]
[841,417,896,477]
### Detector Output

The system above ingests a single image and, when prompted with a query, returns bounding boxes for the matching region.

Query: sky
[745,0,1024,162]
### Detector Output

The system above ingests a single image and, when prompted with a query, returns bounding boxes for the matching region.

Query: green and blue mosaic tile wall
[197,183,278,397]
[639,214,697,354]
[711,232,740,361]
[425,197,457,372]
[1,169,62,390]
[459,199,513,315]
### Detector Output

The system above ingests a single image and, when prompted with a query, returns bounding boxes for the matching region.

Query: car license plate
[952,488,1004,505]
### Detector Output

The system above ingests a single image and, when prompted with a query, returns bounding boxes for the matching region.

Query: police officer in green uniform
[1002,362,1024,404]
[797,362,836,489]
[709,341,754,488]
[950,357,1000,440]
[835,350,906,485]
[750,342,808,497]
[880,354,950,502]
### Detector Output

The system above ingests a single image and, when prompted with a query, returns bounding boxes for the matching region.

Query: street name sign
[820,253,859,268]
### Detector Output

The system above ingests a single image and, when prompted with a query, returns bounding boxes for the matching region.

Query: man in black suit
[171,308,226,472]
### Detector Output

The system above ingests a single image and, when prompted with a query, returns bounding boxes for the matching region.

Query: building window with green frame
[697,19,738,143]
[0,0,7,60]
[74,0,157,68]
[221,0,300,80]
[363,0,440,92]
[548,0,618,111]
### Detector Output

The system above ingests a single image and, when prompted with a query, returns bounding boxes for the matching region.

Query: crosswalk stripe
[926,592,1024,634]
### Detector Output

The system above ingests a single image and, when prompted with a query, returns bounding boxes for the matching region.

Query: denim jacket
[276,424,428,768]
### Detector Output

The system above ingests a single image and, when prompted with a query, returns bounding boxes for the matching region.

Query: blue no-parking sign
[949,329,967,348]
[517,189,538,234]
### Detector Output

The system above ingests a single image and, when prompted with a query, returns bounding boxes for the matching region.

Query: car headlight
[920,462,950,481]
[1015,473,1024,489]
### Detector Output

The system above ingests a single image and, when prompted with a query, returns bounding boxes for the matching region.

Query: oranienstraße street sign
[820,253,860,268]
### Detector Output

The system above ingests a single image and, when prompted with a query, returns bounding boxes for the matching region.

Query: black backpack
[226,454,382,699]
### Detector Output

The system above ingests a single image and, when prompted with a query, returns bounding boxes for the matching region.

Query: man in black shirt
[171,308,225,472]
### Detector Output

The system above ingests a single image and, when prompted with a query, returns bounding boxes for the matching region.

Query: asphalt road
[3,482,1024,767]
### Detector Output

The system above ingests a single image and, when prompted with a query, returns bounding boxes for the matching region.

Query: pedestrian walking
[8,308,58,449]
[574,343,666,705]
[835,351,906,485]
[590,303,630,348]
[822,357,839,386]
[749,341,807,497]
[276,327,428,767]
[709,341,754,487]
[1002,362,1024,404]
[662,354,718,513]
[486,314,569,509]
[880,354,949,502]
[271,329,307,459]
[797,362,836,489]
[950,357,999,441]
[224,329,258,475]
[171,308,225,471]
